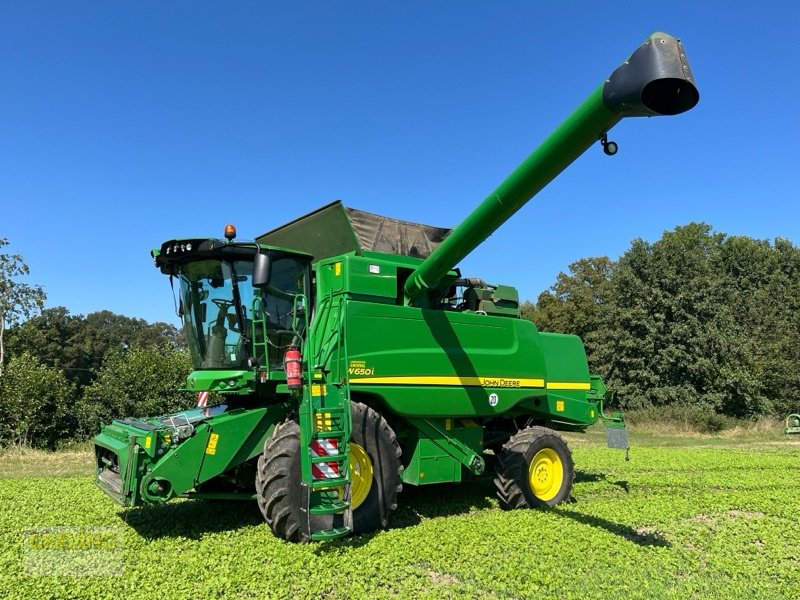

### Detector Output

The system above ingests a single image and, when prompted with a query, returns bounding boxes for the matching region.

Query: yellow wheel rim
[528,448,564,502]
[349,443,373,510]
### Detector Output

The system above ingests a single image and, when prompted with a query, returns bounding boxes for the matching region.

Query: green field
[1,430,799,599]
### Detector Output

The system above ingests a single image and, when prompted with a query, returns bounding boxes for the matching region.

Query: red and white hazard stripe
[197,391,209,408]
[310,438,340,479]
[310,439,338,457]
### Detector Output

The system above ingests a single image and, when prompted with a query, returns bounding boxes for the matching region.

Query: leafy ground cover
[1,431,798,599]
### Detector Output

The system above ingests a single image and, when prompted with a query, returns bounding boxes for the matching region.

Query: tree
[6,307,184,390]
[526,256,615,367]
[0,352,74,449]
[597,224,737,410]
[0,239,45,374]
[78,343,193,436]
[527,223,800,419]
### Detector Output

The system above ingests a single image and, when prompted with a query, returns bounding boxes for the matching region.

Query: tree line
[0,238,194,450]
[1,225,799,449]
[0,307,193,449]
[522,223,800,419]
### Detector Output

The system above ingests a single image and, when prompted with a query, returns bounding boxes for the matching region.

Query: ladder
[298,370,353,541]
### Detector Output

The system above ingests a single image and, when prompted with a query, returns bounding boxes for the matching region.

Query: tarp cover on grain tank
[257,201,451,262]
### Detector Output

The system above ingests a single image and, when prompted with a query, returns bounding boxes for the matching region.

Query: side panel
[344,300,550,417]
[401,419,484,485]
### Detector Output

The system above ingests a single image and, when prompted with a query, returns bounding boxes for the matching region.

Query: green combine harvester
[94,32,699,542]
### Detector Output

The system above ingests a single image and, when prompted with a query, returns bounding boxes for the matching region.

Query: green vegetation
[7,307,184,389]
[3,227,800,450]
[0,240,192,449]
[1,432,798,599]
[526,223,800,418]
[0,340,192,449]
[0,237,45,375]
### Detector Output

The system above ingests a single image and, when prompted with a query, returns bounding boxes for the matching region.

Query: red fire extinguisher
[284,346,303,391]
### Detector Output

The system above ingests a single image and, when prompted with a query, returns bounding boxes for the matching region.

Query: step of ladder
[310,453,348,463]
[311,527,350,541]
[309,499,349,515]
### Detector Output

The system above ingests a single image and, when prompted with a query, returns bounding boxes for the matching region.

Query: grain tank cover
[257,200,451,262]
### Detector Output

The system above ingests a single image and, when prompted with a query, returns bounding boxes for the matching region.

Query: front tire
[255,420,307,542]
[255,402,403,542]
[348,401,403,534]
[494,426,574,509]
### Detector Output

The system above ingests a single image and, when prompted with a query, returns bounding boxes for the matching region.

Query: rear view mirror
[253,252,272,288]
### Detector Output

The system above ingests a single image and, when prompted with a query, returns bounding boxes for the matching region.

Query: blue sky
[3,2,799,326]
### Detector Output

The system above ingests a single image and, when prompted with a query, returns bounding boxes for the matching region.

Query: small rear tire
[494,426,574,509]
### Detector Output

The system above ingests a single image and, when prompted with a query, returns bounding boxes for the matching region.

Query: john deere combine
[94,32,699,541]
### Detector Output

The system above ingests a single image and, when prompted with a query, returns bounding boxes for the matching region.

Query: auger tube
[403,32,699,303]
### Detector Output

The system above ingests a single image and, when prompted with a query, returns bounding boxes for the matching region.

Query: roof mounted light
[224,224,236,241]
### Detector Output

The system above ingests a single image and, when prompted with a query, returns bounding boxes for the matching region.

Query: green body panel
[344,300,549,417]
[184,370,254,394]
[464,284,520,317]
[401,419,484,486]
[309,264,600,427]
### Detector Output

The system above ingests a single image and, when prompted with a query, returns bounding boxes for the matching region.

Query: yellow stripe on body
[349,376,590,391]
[546,381,592,391]
[348,376,545,388]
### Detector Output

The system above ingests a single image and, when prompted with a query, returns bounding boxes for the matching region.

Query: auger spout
[403,32,699,303]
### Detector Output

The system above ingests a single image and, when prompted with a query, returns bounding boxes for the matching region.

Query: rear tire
[494,426,574,509]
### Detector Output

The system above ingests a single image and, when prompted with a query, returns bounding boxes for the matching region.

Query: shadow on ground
[120,499,264,540]
[552,508,670,547]
[575,470,629,493]
[119,468,648,550]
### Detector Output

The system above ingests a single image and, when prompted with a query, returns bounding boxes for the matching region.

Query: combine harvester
[94,32,699,541]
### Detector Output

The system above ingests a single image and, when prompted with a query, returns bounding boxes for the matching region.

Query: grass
[0,443,94,479]
[1,428,799,599]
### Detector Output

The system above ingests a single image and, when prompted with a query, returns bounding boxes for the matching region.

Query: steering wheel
[211,298,242,333]
[212,298,234,311]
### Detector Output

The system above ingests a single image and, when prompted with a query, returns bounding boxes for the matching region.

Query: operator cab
[153,231,312,374]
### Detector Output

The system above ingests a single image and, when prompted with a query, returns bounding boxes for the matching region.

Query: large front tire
[255,420,307,542]
[255,402,403,542]
[348,401,403,534]
[494,426,574,509]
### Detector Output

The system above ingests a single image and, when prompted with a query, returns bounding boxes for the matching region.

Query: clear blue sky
[3,2,799,326]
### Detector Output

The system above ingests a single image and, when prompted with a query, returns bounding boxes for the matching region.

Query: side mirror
[292,295,307,332]
[252,252,272,288]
